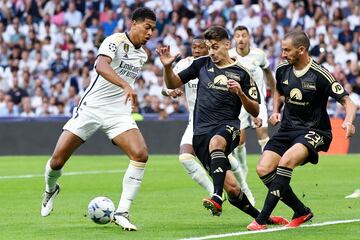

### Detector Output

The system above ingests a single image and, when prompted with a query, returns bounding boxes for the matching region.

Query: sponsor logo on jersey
[302,81,316,90]
[331,82,344,94]
[109,43,117,52]
[248,86,258,100]
[208,67,214,72]
[208,74,228,91]
[283,79,288,85]
[290,88,302,100]
[224,71,240,81]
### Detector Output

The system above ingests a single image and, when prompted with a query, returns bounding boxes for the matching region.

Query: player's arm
[264,67,276,97]
[95,55,137,106]
[156,46,183,88]
[228,73,260,118]
[338,96,356,138]
[269,65,286,125]
[161,88,183,98]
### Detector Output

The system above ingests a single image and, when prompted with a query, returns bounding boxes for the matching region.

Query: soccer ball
[87,196,115,224]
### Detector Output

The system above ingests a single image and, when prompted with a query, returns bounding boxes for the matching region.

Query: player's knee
[130,148,148,163]
[50,154,66,170]
[209,136,226,151]
[225,184,241,198]
[256,164,270,177]
[179,153,195,162]
[239,137,246,145]
[279,155,295,169]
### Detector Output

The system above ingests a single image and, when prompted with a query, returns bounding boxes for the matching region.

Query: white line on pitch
[0,169,124,180]
[179,219,360,240]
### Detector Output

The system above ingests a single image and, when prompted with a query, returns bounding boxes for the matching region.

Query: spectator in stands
[141,94,155,113]
[20,96,35,117]
[64,1,82,28]
[7,77,28,105]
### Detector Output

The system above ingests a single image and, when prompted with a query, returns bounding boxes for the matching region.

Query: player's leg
[179,122,213,195]
[41,130,84,217]
[251,144,309,229]
[111,128,148,231]
[228,129,255,205]
[255,103,270,152]
[42,108,100,217]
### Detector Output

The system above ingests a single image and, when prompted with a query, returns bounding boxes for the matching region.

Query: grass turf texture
[0,155,359,240]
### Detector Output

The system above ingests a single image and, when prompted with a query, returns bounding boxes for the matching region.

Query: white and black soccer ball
[87,196,115,224]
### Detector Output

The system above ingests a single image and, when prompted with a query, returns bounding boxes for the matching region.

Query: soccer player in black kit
[157,26,288,226]
[247,30,357,231]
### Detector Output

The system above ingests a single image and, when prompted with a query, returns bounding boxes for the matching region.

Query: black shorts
[264,128,332,165]
[193,124,240,174]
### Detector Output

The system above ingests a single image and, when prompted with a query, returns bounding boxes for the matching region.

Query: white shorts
[180,118,193,146]
[239,103,268,130]
[63,105,138,141]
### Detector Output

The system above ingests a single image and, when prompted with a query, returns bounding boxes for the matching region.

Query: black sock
[260,170,307,216]
[210,150,230,205]
[228,192,260,219]
[256,167,293,224]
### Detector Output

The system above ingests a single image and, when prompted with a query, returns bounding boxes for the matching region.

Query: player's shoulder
[228,48,237,56]
[275,61,290,72]
[250,47,266,56]
[309,60,336,84]
[234,60,252,77]
[104,32,128,44]
[177,56,194,65]
[192,55,210,66]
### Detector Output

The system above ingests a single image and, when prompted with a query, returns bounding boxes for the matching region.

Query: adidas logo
[283,79,288,85]
[208,68,214,72]
[270,190,280,197]
[213,167,223,173]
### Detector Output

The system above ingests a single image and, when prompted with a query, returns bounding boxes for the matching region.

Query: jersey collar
[293,58,313,78]
[125,32,141,49]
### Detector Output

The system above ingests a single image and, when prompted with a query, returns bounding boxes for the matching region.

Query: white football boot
[112,212,137,231]
[345,189,360,199]
[41,184,60,217]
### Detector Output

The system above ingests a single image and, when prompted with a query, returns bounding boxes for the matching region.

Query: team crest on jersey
[123,43,130,58]
[109,43,117,52]
[225,72,240,81]
[290,88,302,100]
[331,82,344,94]
[248,87,258,99]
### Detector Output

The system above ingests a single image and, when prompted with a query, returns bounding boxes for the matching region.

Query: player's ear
[225,40,231,49]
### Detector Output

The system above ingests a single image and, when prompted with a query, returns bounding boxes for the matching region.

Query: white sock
[258,137,269,152]
[232,144,248,178]
[179,153,214,196]
[228,154,249,190]
[228,154,256,205]
[45,158,62,192]
[116,160,145,213]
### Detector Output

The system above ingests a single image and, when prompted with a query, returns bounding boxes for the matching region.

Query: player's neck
[127,31,141,49]
[216,56,235,67]
[236,47,250,57]
[293,55,311,70]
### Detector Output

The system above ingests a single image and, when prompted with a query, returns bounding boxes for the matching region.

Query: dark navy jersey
[178,56,260,135]
[275,59,348,136]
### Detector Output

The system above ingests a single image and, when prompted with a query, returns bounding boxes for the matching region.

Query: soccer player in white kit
[40,7,156,231]
[228,25,276,205]
[162,37,214,196]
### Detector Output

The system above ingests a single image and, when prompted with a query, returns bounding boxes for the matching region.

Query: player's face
[132,18,156,45]
[234,30,250,50]
[205,39,230,64]
[191,39,208,58]
[281,38,301,64]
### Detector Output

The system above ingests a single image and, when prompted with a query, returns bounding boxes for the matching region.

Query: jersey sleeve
[97,33,122,60]
[319,67,348,101]
[241,70,261,104]
[178,57,206,84]
[259,50,270,69]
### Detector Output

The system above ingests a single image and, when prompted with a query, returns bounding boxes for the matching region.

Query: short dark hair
[131,7,156,22]
[234,25,249,34]
[284,30,310,50]
[203,26,229,42]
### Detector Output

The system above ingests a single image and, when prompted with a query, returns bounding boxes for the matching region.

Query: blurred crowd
[0,0,359,119]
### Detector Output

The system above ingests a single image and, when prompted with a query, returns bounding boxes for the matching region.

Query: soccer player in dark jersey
[247,30,357,231]
[156,26,288,226]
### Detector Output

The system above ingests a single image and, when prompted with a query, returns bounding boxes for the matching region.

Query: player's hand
[123,83,137,108]
[252,117,263,128]
[168,89,183,98]
[269,113,281,126]
[156,45,179,67]
[227,79,243,96]
[342,122,356,138]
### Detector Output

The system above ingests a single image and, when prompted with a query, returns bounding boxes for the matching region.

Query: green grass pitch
[1,154,360,240]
